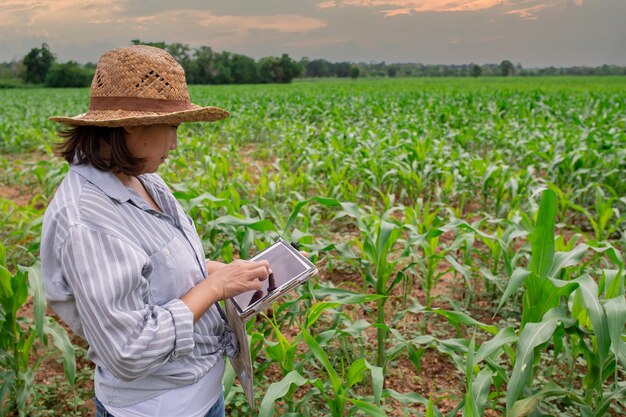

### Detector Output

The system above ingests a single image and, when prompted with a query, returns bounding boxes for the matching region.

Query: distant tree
[306,59,333,77]
[22,43,55,84]
[212,51,234,84]
[387,65,399,77]
[45,61,93,87]
[500,60,515,76]
[471,64,482,77]
[334,61,352,77]
[0,63,17,80]
[230,53,259,84]
[349,65,360,79]
[190,46,217,83]
[258,54,301,83]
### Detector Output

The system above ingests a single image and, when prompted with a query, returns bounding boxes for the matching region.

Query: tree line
[1,41,625,88]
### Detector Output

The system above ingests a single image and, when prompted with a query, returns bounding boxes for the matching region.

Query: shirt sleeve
[60,224,195,381]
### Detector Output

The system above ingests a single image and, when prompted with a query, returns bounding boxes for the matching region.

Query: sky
[1,0,625,68]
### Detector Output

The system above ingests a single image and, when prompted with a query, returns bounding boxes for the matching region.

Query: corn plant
[334,203,409,370]
[496,189,626,415]
[301,327,385,417]
[569,183,625,242]
[0,249,75,416]
[257,288,384,416]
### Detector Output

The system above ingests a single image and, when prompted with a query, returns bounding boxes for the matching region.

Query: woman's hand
[204,259,271,301]
[181,259,271,322]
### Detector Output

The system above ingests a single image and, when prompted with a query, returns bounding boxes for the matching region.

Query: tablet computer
[230,239,317,321]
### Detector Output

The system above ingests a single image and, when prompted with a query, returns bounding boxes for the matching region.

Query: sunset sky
[1,0,624,67]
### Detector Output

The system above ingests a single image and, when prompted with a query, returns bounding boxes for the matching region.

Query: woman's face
[124,124,179,174]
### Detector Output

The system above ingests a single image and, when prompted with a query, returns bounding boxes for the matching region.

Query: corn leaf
[529,188,556,279]
[259,370,308,417]
[507,308,574,413]
[603,295,626,370]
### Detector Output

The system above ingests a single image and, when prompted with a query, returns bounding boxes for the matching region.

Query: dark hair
[55,126,145,176]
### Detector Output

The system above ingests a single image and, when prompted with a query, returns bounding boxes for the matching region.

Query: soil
[0,184,33,207]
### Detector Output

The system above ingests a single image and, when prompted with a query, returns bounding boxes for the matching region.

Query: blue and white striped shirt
[40,162,235,407]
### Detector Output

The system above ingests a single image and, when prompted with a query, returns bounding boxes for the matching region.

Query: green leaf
[509,385,575,417]
[222,361,236,399]
[574,274,611,365]
[594,382,626,416]
[0,265,13,299]
[382,388,431,408]
[425,395,438,417]
[23,263,45,340]
[210,215,276,232]
[471,368,493,415]
[259,371,308,417]
[603,296,626,370]
[313,287,385,305]
[507,308,573,412]
[376,220,399,265]
[305,301,340,328]
[363,359,384,405]
[347,358,366,388]
[301,327,341,394]
[430,309,498,334]
[548,244,589,278]
[475,327,517,364]
[284,196,341,233]
[347,397,388,417]
[44,317,76,386]
[530,189,557,278]
[463,332,480,417]
[603,269,624,299]
[497,269,530,314]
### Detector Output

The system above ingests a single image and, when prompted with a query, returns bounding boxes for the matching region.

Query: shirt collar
[70,163,132,204]
[71,163,181,226]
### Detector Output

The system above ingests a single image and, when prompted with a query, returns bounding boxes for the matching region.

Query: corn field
[1,77,625,416]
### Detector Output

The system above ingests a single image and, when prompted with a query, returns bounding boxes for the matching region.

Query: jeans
[95,392,225,417]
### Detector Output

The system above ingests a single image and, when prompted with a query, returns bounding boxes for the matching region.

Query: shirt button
[164,248,171,256]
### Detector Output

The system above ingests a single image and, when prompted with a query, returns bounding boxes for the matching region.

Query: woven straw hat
[49,45,229,127]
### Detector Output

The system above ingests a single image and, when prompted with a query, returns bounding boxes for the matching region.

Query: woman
[40,45,270,417]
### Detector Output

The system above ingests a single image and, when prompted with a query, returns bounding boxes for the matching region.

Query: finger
[248,265,270,281]
[251,260,270,269]
[249,279,264,291]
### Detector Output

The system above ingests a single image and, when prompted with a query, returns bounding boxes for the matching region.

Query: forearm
[180,278,222,323]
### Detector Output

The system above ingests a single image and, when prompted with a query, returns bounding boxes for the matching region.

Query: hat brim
[49,103,229,127]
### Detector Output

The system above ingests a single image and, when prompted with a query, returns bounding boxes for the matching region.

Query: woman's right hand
[181,259,271,322]
[204,259,271,301]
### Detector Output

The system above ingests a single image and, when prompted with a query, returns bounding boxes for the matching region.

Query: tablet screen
[232,241,311,312]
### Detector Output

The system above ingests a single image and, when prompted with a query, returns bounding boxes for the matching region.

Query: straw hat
[49,45,229,127]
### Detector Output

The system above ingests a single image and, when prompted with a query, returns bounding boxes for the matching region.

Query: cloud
[195,13,326,33]
[0,0,127,38]
[332,0,583,18]
[0,2,327,43]
[339,0,503,16]
[317,1,338,9]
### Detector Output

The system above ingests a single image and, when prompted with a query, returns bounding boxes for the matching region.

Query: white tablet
[230,239,317,321]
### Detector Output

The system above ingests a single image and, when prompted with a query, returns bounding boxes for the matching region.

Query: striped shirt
[40,162,236,408]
